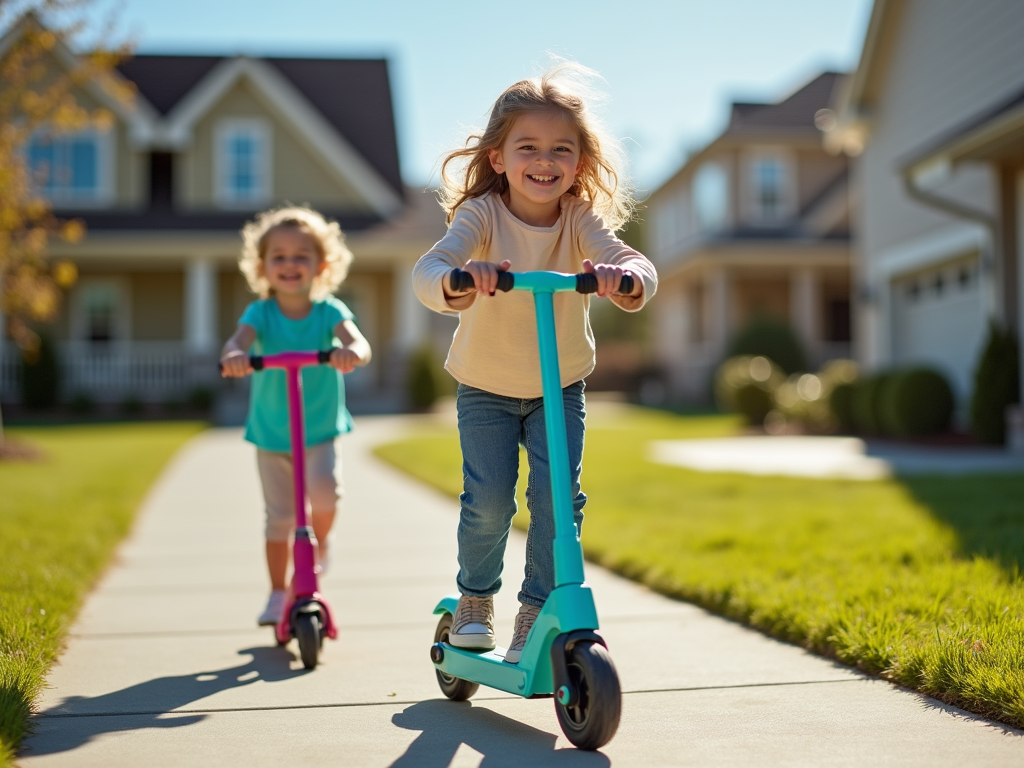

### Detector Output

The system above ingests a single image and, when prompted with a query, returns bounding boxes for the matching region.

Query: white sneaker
[448,595,496,650]
[504,602,541,664]
[258,590,288,626]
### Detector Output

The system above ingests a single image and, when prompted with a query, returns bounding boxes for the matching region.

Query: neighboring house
[646,72,851,401]
[829,0,1024,409]
[0,17,446,411]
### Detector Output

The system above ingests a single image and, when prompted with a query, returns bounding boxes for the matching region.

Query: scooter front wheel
[554,641,621,750]
[296,613,321,670]
[433,613,479,701]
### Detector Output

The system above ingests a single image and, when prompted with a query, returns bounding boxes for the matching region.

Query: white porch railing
[0,341,219,404]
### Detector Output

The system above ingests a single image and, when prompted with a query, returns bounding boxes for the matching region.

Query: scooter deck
[432,583,600,698]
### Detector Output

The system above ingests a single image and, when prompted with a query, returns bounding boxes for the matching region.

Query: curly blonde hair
[238,206,353,301]
[438,62,635,231]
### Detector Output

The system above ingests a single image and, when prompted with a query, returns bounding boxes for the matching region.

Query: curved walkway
[20,417,1024,766]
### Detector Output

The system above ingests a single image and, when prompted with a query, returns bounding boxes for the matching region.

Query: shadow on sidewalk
[23,645,302,758]
[389,700,611,767]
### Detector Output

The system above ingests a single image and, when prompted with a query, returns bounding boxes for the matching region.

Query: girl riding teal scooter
[412,63,657,749]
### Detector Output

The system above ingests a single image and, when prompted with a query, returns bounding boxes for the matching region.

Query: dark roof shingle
[727,72,843,132]
[116,54,403,195]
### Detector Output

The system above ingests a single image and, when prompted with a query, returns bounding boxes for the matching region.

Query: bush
[121,394,144,416]
[715,355,784,426]
[828,382,857,433]
[727,316,807,375]
[67,391,95,415]
[851,373,893,435]
[406,343,449,411]
[970,321,1020,445]
[188,387,214,412]
[21,333,60,409]
[880,367,954,438]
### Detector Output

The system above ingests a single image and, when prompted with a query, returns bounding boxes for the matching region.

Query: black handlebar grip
[449,269,476,293]
[250,356,264,371]
[574,272,636,296]
[318,349,332,364]
[576,272,598,294]
[494,271,515,292]
[450,268,515,293]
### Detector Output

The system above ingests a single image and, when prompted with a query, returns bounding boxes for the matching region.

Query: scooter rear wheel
[554,641,621,750]
[433,613,479,701]
[296,613,321,670]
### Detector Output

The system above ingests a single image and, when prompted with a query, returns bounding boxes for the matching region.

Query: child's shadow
[23,645,302,757]
[390,700,612,767]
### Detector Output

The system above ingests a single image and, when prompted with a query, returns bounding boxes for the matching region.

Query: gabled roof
[726,72,844,134]
[116,54,404,201]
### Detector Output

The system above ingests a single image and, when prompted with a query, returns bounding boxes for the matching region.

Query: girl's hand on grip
[329,347,359,374]
[582,259,625,298]
[220,352,253,378]
[463,259,511,296]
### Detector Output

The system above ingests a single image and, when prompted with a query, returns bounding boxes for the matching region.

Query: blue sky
[93,0,873,191]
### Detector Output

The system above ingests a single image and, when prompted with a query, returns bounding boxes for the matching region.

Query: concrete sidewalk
[21,417,1024,766]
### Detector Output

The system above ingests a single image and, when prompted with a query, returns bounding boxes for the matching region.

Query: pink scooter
[246,350,339,669]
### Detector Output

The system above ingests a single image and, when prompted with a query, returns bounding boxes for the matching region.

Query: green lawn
[374,407,1024,729]
[0,422,205,765]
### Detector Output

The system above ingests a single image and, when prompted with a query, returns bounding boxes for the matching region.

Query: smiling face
[488,109,581,227]
[258,225,325,299]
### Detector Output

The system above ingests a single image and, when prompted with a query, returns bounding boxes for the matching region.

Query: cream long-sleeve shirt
[412,192,658,398]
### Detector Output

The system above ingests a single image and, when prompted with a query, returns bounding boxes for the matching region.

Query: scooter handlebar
[449,268,634,296]
[219,349,333,374]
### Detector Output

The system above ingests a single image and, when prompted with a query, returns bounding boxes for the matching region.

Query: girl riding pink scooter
[220,206,371,638]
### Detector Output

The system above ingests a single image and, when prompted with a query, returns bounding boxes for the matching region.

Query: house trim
[159,56,403,218]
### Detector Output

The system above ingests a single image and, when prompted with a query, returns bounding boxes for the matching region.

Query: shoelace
[509,606,540,649]
[454,597,493,631]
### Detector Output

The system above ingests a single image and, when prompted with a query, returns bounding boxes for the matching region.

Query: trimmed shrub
[851,373,893,435]
[715,355,784,426]
[68,391,95,415]
[970,321,1020,445]
[21,333,60,409]
[406,343,448,411]
[880,367,954,437]
[828,382,857,433]
[188,387,214,412]
[727,316,807,375]
[121,394,144,416]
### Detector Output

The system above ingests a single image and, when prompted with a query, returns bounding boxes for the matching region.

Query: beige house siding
[181,79,373,212]
[861,0,1024,256]
[796,151,846,212]
[132,272,184,339]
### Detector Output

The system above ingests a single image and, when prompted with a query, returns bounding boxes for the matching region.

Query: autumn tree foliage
[0,1,131,359]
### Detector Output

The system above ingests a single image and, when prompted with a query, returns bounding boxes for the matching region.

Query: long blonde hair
[238,206,353,300]
[438,62,635,232]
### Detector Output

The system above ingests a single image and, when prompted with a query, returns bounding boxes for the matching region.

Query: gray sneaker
[258,590,287,626]
[504,602,541,664]
[449,595,496,650]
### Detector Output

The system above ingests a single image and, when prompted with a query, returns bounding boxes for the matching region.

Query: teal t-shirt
[240,296,356,452]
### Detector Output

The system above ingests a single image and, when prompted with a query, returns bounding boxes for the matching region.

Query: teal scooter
[429,268,632,751]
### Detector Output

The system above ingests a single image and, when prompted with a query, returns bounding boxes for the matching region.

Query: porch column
[705,267,730,360]
[394,256,426,352]
[185,257,217,354]
[790,268,820,365]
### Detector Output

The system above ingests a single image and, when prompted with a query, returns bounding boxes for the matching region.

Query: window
[73,279,129,344]
[215,119,271,206]
[693,162,728,232]
[27,130,111,204]
[746,152,792,223]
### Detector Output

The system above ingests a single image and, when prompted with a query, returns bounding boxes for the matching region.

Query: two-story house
[0,16,447,412]
[646,72,851,401]
[829,0,1024,409]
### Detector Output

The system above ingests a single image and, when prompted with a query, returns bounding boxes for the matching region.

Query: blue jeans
[455,381,587,607]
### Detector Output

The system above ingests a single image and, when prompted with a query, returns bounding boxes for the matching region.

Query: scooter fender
[511,584,601,697]
[550,630,607,707]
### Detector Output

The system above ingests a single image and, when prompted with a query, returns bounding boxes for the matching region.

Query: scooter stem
[533,290,585,588]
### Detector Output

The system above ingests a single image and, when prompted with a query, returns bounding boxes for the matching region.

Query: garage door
[891,256,986,403]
